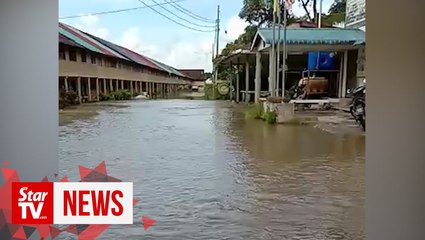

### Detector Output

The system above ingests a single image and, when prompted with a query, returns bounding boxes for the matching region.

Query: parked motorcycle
[347,79,366,131]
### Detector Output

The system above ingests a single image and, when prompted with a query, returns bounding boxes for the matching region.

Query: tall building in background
[346,0,366,85]
[345,0,366,31]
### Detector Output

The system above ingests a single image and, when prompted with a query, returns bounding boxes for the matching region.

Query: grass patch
[245,103,264,120]
[263,111,277,124]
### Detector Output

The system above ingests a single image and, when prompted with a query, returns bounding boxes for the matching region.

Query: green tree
[322,0,346,25]
[296,0,318,22]
[221,25,257,56]
[239,0,298,27]
[328,0,346,14]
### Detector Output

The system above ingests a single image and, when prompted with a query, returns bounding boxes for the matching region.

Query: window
[104,58,117,68]
[81,51,87,62]
[59,45,66,60]
[91,55,96,64]
[97,57,103,66]
[69,49,77,61]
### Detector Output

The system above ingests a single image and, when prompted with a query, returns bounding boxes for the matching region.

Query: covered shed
[215,27,365,103]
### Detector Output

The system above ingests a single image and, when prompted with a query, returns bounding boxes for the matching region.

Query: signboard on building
[345,0,365,29]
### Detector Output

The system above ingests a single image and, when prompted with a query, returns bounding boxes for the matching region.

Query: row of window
[59,45,185,79]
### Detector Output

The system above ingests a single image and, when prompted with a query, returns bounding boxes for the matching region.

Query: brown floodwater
[58,100,364,240]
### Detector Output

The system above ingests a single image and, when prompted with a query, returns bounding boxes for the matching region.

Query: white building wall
[346,0,366,86]
[345,0,366,29]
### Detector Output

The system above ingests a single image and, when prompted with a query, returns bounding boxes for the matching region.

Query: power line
[136,0,216,32]
[145,0,216,29]
[164,0,216,23]
[59,0,186,19]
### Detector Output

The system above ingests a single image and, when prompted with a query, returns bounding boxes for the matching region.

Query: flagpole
[276,0,281,96]
[282,1,288,98]
[271,3,276,97]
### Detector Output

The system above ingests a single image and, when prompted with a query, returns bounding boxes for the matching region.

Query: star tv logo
[12,182,133,224]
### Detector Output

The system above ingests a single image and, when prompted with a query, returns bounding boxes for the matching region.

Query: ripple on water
[58,100,364,240]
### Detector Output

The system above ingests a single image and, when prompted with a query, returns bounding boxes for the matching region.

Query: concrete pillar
[96,78,99,101]
[87,78,92,102]
[338,54,344,98]
[110,78,114,92]
[77,77,82,103]
[121,80,124,90]
[268,48,275,96]
[130,81,134,97]
[140,81,143,93]
[245,61,250,103]
[64,77,69,92]
[342,50,348,98]
[103,78,107,94]
[255,51,262,103]
[167,84,170,98]
[236,65,240,103]
[115,79,119,90]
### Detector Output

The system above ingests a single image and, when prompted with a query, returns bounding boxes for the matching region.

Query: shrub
[59,89,79,109]
[263,111,277,124]
[110,90,132,100]
[245,104,264,120]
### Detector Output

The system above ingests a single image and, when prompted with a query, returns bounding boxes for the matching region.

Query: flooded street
[59,100,364,240]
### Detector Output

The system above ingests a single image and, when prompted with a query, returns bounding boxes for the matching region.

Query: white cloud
[70,15,110,39]
[223,16,249,42]
[65,16,233,72]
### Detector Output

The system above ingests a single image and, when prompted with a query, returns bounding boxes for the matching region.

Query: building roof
[59,23,128,59]
[59,22,190,78]
[178,69,205,80]
[59,33,82,48]
[83,32,162,71]
[287,20,336,28]
[251,28,365,50]
[144,57,186,77]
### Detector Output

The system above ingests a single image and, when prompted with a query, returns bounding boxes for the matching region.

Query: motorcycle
[347,79,366,131]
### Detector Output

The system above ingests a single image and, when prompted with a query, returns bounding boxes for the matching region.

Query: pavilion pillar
[245,61,250,103]
[255,51,262,103]
[236,62,240,103]
[268,47,275,96]
[342,50,348,98]
[130,80,133,97]
[121,80,124,90]
[109,78,113,92]
[115,79,119,90]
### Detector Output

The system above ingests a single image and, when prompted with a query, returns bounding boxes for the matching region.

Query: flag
[273,0,280,14]
[284,0,294,9]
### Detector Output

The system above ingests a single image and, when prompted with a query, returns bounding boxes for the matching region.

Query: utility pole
[212,5,220,100]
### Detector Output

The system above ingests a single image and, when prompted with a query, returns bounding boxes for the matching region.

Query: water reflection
[58,100,364,239]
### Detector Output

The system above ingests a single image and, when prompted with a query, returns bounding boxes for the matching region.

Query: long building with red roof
[59,22,193,102]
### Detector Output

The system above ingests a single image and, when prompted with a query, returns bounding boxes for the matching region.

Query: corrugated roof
[84,32,163,71]
[59,23,128,60]
[59,33,82,48]
[253,28,365,48]
[178,69,204,80]
[146,57,187,77]
[59,22,191,78]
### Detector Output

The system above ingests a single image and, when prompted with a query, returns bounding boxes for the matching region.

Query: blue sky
[59,0,333,72]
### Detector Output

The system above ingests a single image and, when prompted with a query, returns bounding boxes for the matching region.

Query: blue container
[307,52,336,70]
